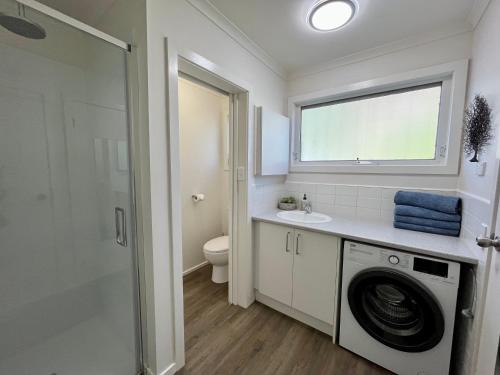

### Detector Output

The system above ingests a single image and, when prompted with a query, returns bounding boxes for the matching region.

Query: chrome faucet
[301,194,312,214]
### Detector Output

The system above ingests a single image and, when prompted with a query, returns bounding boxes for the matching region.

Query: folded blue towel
[394,191,461,215]
[395,215,461,230]
[394,221,460,237]
[395,205,461,222]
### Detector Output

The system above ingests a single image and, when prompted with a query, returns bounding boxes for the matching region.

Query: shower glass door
[0,1,141,374]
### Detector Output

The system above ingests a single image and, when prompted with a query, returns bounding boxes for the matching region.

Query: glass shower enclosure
[0,0,142,374]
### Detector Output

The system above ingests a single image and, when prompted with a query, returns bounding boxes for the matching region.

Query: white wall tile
[299,183,316,194]
[357,186,382,199]
[316,183,335,195]
[253,182,469,224]
[334,194,357,207]
[356,207,381,219]
[317,193,335,205]
[381,187,399,200]
[381,198,396,210]
[336,185,358,196]
[285,181,300,192]
[321,205,336,216]
[381,209,395,221]
[436,190,457,196]
[357,197,381,209]
[332,205,355,217]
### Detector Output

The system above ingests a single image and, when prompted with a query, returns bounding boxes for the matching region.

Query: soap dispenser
[301,194,307,209]
[301,194,311,213]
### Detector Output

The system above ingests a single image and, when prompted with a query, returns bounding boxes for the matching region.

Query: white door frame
[164,38,255,372]
[474,158,500,375]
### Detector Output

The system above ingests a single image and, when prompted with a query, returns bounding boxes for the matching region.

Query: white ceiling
[37,0,117,26]
[207,0,476,74]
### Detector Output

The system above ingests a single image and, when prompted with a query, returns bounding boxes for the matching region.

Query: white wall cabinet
[255,222,340,330]
[255,107,290,176]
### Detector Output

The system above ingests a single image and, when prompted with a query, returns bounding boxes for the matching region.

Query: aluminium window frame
[288,60,469,175]
[299,81,445,163]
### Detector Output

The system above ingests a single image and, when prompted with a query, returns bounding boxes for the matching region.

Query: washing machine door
[348,267,445,353]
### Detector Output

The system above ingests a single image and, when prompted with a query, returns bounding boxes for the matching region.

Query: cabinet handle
[285,231,291,253]
[295,233,301,255]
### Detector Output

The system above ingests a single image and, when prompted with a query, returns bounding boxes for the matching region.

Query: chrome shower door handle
[115,207,127,247]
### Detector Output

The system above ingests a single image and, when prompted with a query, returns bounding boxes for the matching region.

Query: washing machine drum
[348,268,445,353]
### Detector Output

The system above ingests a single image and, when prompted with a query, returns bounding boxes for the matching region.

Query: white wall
[95,2,493,374]
[179,78,229,272]
[286,32,473,190]
[145,0,287,372]
[453,1,500,374]
[458,4,500,201]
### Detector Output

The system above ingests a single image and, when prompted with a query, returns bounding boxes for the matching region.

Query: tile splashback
[252,181,490,254]
[458,191,491,252]
[253,181,457,221]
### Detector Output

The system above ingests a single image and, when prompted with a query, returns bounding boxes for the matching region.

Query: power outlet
[476,161,487,176]
[481,223,489,237]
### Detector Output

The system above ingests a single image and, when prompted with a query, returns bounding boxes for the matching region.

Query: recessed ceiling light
[308,0,356,32]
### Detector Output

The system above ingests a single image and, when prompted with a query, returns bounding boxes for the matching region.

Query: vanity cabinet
[256,222,294,306]
[255,222,341,327]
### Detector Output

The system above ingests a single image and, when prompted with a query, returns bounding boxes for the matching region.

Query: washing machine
[339,241,460,375]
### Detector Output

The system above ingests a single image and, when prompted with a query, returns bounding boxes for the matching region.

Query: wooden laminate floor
[179,265,392,375]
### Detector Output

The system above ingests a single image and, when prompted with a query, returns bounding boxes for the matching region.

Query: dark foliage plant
[463,95,493,162]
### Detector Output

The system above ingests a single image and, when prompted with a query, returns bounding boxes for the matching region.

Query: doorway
[178,76,232,287]
[164,43,252,371]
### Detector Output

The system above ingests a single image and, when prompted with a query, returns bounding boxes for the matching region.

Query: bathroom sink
[277,210,332,224]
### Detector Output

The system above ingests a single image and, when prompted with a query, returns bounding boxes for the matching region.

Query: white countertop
[252,210,479,264]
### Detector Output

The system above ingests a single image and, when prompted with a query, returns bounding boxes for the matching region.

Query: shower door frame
[9,0,145,373]
[16,0,130,50]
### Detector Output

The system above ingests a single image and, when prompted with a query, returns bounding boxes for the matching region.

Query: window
[289,61,468,174]
[300,84,442,162]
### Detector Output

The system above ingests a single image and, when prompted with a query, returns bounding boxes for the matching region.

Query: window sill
[289,162,459,175]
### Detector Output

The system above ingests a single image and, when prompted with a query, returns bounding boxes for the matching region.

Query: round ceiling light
[308,0,356,31]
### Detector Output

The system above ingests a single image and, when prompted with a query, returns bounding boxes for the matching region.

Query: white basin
[277,210,332,224]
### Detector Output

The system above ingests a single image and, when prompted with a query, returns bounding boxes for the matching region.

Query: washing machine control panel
[345,241,460,284]
[388,255,399,265]
[380,250,409,268]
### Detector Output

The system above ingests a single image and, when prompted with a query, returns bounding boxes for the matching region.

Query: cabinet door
[255,107,289,176]
[292,229,340,324]
[256,222,294,305]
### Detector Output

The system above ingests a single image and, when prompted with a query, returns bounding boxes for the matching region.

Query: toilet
[203,235,229,283]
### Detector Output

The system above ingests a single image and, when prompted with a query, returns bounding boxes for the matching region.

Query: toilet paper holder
[192,193,205,202]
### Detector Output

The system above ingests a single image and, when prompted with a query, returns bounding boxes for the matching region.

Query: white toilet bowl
[203,235,229,283]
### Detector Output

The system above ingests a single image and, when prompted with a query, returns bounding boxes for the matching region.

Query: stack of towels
[393,191,462,237]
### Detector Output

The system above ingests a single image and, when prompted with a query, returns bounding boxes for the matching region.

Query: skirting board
[255,290,334,337]
[183,261,209,276]
[145,362,177,375]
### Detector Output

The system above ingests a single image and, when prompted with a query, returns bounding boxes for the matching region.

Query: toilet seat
[203,235,229,253]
